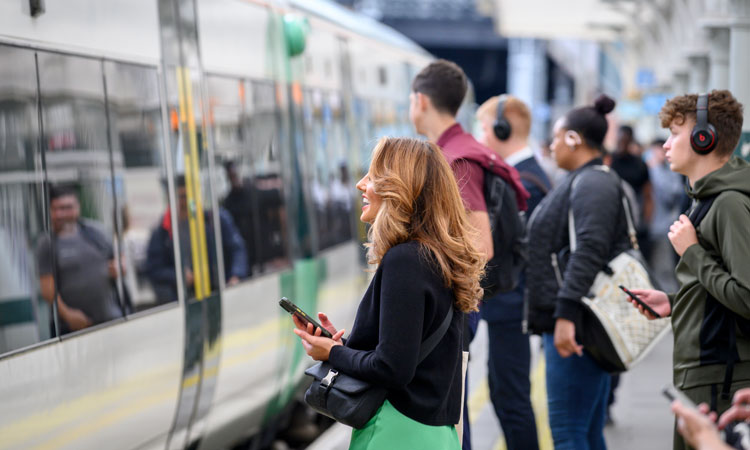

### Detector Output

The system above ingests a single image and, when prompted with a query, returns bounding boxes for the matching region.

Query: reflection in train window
[0,45,54,353]
[303,88,354,252]
[105,61,169,312]
[208,76,290,278]
[36,52,125,334]
[158,68,243,302]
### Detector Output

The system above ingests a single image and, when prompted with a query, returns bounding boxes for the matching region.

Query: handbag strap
[568,165,639,252]
[417,306,454,364]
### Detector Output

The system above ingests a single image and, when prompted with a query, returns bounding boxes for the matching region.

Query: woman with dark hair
[525,95,632,449]
[292,137,484,449]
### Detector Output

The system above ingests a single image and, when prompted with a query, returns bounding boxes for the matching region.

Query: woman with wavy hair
[293,137,484,449]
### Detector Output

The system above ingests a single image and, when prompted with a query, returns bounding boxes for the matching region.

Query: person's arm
[677,195,750,318]
[40,274,92,331]
[452,159,492,260]
[555,170,622,323]
[467,210,493,260]
[219,209,248,282]
[327,245,429,390]
[144,228,177,285]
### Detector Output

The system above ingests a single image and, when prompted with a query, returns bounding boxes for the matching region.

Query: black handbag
[303,306,455,429]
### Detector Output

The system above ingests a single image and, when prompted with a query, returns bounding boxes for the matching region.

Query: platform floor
[307,321,675,450]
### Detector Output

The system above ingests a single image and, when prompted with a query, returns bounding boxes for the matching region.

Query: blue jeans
[543,334,610,450]
[487,320,538,450]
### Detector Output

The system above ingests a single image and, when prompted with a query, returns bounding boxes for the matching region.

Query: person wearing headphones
[475,95,550,450]
[626,90,750,450]
[525,94,629,449]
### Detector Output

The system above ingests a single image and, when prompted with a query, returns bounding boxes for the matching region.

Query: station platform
[307,321,675,450]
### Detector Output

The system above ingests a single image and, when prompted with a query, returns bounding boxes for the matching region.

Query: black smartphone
[619,285,662,319]
[279,297,333,338]
[662,384,698,410]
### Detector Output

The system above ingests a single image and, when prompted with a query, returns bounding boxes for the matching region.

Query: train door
[156,1,225,448]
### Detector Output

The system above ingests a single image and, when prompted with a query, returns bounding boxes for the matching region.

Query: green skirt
[349,400,461,450]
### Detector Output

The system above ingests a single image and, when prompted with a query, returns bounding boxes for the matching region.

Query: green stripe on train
[0,299,34,326]
[263,257,323,420]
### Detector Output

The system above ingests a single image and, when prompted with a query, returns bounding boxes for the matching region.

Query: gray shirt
[36,222,122,332]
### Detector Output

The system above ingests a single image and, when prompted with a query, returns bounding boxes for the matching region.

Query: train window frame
[0,43,60,357]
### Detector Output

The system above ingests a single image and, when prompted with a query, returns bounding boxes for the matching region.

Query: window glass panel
[247,81,289,269]
[208,76,289,277]
[37,52,125,334]
[304,88,353,251]
[0,45,53,353]
[105,61,169,311]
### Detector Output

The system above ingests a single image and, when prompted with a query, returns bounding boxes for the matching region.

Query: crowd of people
[291,58,750,450]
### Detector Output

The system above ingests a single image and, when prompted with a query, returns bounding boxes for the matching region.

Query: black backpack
[688,190,750,399]
[480,168,527,298]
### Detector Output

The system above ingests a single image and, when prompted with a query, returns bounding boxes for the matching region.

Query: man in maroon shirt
[409,59,528,450]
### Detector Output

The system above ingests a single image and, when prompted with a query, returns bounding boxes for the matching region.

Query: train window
[304,89,354,251]
[36,52,125,335]
[0,45,54,354]
[104,61,170,312]
[248,81,290,270]
[206,75,257,280]
[208,75,290,276]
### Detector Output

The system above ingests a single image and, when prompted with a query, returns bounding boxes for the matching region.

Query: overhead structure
[489,0,750,157]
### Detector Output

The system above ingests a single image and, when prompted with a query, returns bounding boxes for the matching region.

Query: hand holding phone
[279,297,333,339]
[663,384,698,410]
[619,285,662,319]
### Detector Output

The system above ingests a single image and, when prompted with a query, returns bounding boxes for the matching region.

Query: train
[0,0,458,449]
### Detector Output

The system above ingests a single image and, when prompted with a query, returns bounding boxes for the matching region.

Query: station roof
[489,0,638,41]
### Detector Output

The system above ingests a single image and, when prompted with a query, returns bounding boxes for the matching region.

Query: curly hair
[365,137,484,313]
[659,90,744,157]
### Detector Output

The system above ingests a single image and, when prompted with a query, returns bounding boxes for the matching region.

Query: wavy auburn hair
[366,137,484,313]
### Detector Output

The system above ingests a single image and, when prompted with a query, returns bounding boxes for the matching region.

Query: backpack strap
[417,306,454,364]
[568,166,638,252]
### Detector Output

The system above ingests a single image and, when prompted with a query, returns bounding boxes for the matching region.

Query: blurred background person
[525,95,628,450]
[476,94,548,450]
[145,176,247,303]
[36,184,123,334]
[645,138,685,292]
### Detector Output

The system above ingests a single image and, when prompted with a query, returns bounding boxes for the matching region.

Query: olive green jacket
[671,157,750,389]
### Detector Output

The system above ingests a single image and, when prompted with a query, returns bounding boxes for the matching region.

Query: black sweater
[328,241,463,426]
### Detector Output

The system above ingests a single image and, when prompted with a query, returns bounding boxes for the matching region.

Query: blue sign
[636,69,656,90]
[643,93,669,114]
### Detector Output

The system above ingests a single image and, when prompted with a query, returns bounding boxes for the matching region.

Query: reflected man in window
[36,185,124,334]
[145,176,248,303]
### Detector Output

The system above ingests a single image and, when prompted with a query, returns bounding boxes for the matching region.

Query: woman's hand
[292,312,338,337]
[718,388,750,429]
[672,401,727,449]
[553,318,583,358]
[294,321,345,361]
[628,289,671,319]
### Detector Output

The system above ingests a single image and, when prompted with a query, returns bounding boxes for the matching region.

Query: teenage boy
[629,90,750,450]
[409,60,528,450]
[476,94,549,450]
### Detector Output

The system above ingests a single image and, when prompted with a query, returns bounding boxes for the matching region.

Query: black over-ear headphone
[493,97,511,141]
[691,93,718,155]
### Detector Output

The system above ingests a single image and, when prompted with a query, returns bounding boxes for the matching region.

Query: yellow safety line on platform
[466,353,553,450]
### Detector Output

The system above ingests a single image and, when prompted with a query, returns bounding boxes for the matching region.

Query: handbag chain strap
[417,306,455,364]
[568,165,639,253]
